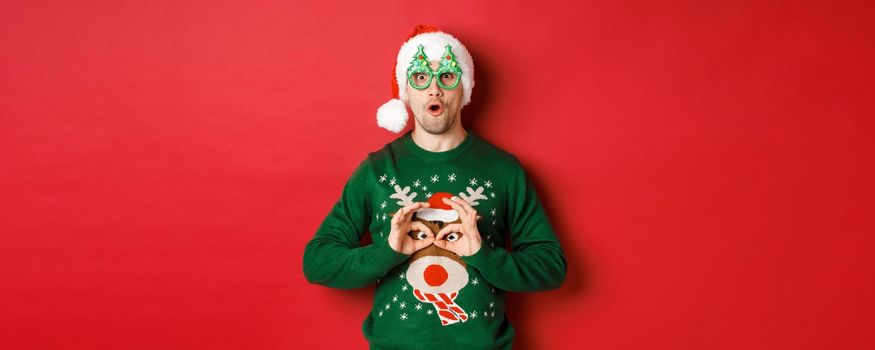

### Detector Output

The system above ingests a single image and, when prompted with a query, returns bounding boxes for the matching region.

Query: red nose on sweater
[424,264,448,286]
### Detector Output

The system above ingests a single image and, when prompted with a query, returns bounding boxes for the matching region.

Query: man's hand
[434,196,482,257]
[387,202,435,255]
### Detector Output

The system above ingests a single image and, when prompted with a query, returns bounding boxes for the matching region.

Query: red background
[2,1,874,349]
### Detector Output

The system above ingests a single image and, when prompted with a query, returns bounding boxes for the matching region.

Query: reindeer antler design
[458,186,488,206]
[390,184,418,206]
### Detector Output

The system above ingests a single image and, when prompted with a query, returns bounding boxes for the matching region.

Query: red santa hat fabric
[415,192,460,222]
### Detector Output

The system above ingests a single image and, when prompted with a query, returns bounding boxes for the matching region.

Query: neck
[411,122,468,153]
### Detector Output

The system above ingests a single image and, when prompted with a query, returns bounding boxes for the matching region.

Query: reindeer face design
[405,193,468,295]
[388,185,489,326]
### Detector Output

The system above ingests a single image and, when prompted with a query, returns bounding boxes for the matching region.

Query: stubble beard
[414,109,455,135]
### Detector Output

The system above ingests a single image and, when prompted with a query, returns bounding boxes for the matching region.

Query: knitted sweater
[303,129,567,350]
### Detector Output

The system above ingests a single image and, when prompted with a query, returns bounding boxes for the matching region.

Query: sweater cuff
[461,242,496,270]
[372,242,411,274]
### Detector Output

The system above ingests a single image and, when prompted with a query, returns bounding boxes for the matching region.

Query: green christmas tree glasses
[406,44,463,90]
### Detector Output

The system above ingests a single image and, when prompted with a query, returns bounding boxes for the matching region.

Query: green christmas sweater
[303,129,567,350]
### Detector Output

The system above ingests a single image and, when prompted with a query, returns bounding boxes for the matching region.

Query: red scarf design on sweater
[413,289,469,326]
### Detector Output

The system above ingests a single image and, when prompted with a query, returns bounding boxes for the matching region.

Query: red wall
[2,1,873,349]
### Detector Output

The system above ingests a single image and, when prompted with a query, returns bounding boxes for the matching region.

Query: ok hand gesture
[433,196,482,257]
[387,202,435,255]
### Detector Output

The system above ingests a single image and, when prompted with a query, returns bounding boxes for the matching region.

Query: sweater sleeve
[461,158,568,292]
[303,158,410,289]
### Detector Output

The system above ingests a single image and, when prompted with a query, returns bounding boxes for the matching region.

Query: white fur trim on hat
[415,208,460,222]
[376,98,408,133]
[395,32,475,107]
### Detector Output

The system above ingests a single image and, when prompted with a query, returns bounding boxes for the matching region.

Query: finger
[435,239,455,253]
[410,221,435,238]
[469,207,478,225]
[452,197,476,223]
[414,236,435,251]
[405,201,432,224]
[442,197,469,219]
[400,202,428,222]
[391,208,404,225]
[455,198,478,225]
[393,204,416,225]
[447,196,473,225]
[453,195,476,214]
[436,223,461,241]
[433,239,447,250]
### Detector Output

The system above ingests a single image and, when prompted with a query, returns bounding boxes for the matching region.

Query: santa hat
[376,25,475,133]
[415,192,460,222]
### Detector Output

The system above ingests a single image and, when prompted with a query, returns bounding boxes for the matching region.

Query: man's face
[406,60,464,135]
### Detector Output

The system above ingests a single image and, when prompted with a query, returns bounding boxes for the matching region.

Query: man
[303,24,567,349]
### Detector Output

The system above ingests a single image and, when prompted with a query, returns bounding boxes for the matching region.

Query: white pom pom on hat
[376,24,475,133]
[376,99,408,133]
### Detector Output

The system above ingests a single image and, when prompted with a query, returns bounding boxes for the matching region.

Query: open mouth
[427,102,444,116]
